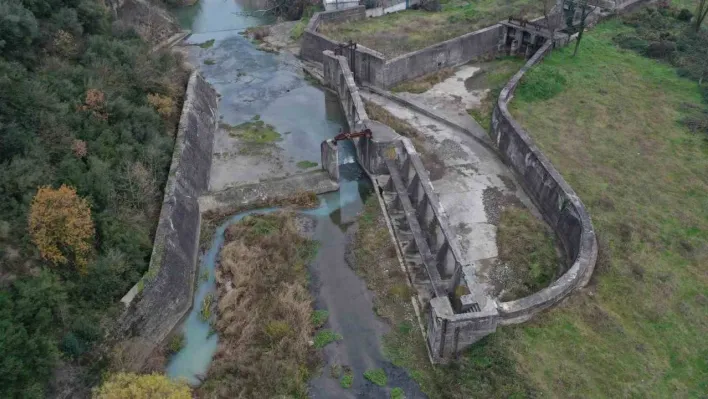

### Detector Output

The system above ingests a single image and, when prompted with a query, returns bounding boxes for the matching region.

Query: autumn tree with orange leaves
[28,185,95,271]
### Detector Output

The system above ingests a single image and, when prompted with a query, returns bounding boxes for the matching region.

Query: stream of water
[166,159,369,385]
[166,1,426,396]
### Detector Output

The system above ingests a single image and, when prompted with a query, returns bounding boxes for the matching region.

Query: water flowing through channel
[166,1,426,396]
[166,157,369,385]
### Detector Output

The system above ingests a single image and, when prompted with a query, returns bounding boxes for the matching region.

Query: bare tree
[696,0,708,32]
[565,0,593,57]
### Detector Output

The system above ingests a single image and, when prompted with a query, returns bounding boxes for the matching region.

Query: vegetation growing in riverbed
[311,309,329,327]
[199,212,320,398]
[313,329,342,348]
[166,333,186,355]
[221,115,282,144]
[363,368,387,387]
[297,160,319,169]
[198,39,215,49]
[340,367,353,388]
[199,293,214,321]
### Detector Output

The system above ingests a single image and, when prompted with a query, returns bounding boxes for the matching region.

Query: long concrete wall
[491,41,598,324]
[115,71,218,370]
[382,24,503,87]
[301,7,502,88]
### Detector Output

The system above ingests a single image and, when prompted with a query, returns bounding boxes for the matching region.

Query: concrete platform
[361,90,545,298]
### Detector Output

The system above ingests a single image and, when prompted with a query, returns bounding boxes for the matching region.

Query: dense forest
[0,0,187,396]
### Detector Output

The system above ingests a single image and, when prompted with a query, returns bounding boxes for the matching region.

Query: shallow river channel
[165,1,426,397]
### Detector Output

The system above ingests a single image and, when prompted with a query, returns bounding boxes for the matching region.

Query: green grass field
[318,0,541,57]
[504,20,708,397]
[354,19,706,399]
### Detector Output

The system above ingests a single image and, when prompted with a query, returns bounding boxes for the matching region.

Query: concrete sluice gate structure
[320,34,597,362]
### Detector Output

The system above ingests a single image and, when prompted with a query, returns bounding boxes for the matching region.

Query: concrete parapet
[491,41,598,324]
[115,71,218,370]
[301,8,504,88]
[198,170,339,215]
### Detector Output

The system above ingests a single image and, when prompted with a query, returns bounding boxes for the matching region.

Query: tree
[0,271,67,399]
[566,0,593,57]
[28,184,94,271]
[696,0,708,32]
[93,373,191,399]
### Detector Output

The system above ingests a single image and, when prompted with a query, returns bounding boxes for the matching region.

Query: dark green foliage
[613,5,708,138]
[615,5,708,83]
[0,271,66,398]
[677,8,693,21]
[515,66,567,102]
[0,0,187,396]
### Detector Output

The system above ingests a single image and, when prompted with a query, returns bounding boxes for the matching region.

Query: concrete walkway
[361,90,542,297]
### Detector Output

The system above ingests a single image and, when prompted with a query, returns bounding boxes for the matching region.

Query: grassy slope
[319,0,541,57]
[506,20,707,397]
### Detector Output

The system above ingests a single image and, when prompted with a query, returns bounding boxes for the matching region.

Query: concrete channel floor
[361,89,545,298]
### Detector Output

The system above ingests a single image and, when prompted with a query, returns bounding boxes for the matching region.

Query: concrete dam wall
[115,71,219,370]
[491,41,598,324]
[302,6,504,89]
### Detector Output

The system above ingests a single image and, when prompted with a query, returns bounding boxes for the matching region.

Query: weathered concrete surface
[491,41,597,324]
[322,50,500,362]
[177,32,347,191]
[198,170,339,214]
[301,7,502,88]
[362,89,540,291]
[115,72,218,370]
[383,24,504,88]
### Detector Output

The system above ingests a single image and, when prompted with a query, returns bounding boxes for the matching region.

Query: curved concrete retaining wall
[301,7,502,88]
[115,71,218,370]
[491,41,597,325]
[322,50,499,363]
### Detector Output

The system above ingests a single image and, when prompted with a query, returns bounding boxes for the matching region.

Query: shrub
[645,41,676,59]
[363,368,387,387]
[167,333,185,355]
[311,309,329,328]
[613,33,649,53]
[313,329,342,348]
[94,373,191,399]
[28,185,94,271]
[146,93,174,119]
[677,8,693,21]
[516,66,567,102]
